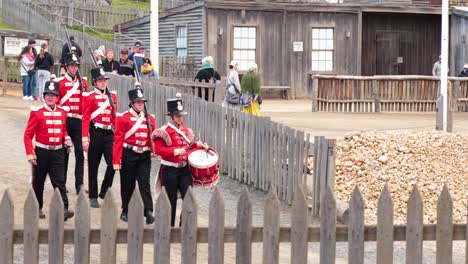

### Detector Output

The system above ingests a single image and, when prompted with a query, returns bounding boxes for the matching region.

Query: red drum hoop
[188,147,219,187]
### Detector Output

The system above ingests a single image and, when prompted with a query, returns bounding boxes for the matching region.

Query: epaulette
[150,114,155,118]
[152,126,172,146]
[30,105,43,111]
[110,91,117,94]
[57,105,70,112]
[55,76,65,82]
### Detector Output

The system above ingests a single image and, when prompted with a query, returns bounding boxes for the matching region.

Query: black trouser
[159,164,193,226]
[88,126,115,199]
[120,148,153,215]
[32,147,69,210]
[64,117,84,191]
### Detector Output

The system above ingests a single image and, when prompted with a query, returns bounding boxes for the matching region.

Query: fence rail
[311,75,468,112]
[0,182,466,262]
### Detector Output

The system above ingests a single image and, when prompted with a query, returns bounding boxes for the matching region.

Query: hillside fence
[311,75,468,113]
[0,183,466,262]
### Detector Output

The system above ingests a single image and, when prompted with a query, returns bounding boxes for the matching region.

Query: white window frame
[176,26,188,58]
[232,26,257,72]
[311,28,334,72]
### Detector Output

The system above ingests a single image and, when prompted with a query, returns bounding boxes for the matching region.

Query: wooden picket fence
[1,183,466,263]
[311,75,468,113]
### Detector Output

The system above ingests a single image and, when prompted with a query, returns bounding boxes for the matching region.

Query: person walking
[102,49,119,74]
[240,63,262,116]
[224,60,241,108]
[18,46,36,101]
[35,43,54,102]
[57,53,89,195]
[113,87,155,224]
[82,68,118,208]
[23,81,75,221]
[152,96,207,226]
[194,56,221,101]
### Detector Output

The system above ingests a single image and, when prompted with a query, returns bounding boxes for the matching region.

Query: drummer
[152,94,207,226]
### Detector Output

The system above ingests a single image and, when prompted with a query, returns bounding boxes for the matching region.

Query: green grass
[0,9,12,29]
[112,0,151,10]
[67,25,114,42]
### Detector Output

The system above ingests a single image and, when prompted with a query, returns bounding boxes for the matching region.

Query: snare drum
[188,148,219,187]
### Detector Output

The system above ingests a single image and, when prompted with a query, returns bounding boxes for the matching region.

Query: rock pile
[309,130,468,224]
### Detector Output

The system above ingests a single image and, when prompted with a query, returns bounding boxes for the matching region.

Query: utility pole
[440,0,449,132]
[150,0,159,72]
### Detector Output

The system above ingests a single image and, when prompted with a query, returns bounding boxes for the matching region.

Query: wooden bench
[261,86,291,99]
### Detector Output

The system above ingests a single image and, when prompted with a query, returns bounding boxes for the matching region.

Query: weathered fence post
[263,188,280,264]
[0,190,14,264]
[128,187,144,264]
[209,187,225,264]
[74,189,90,264]
[312,137,336,217]
[311,77,319,112]
[24,189,39,264]
[348,186,364,264]
[67,0,74,26]
[181,187,197,264]
[406,185,423,264]
[236,187,252,264]
[372,79,380,113]
[436,185,453,264]
[377,185,393,264]
[320,186,336,264]
[154,188,171,264]
[291,186,308,264]
[49,189,64,264]
[100,191,118,264]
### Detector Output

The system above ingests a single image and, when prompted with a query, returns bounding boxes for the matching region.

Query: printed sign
[4,37,48,57]
[293,42,303,52]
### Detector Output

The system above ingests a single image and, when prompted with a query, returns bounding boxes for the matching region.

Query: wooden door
[375,31,400,75]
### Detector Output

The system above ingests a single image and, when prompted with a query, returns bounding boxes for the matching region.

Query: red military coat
[152,122,199,165]
[57,73,89,117]
[23,104,71,160]
[112,108,156,169]
[82,88,118,141]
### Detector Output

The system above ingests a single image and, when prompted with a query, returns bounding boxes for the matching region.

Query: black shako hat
[43,81,59,96]
[91,67,109,83]
[128,88,146,107]
[166,98,187,116]
[63,53,80,65]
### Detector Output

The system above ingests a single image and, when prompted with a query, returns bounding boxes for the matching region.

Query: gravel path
[1,96,465,263]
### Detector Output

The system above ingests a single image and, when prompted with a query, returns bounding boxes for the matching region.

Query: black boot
[64,209,74,221]
[120,212,128,222]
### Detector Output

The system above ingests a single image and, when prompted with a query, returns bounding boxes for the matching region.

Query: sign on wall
[293,41,303,52]
[4,37,48,57]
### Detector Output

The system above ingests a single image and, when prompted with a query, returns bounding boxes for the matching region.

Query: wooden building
[114,1,443,98]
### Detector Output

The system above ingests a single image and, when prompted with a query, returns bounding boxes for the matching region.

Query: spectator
[102,49,119,73]
[194,56,221,101]
[27,39,38,99]
[129,41,145,71]
[240,63,261,116]
[224,60,241,108]
[60,36,82,66]
[94,45,105,66]
[432,55,441,77]
[28,38,37,58]
[140,58,159,79]
[117,48,135,77]
[35,43,54,102]
[458,64,468,77]
[18,46,36,100]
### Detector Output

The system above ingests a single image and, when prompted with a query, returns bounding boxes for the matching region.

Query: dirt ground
[1,96,466,263]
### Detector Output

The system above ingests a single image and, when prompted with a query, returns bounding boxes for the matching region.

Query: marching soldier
[82,68,117,208]
[113,87,156,224]
[57,53,89,195]
[24,81,75,221]
[152,95,207,226]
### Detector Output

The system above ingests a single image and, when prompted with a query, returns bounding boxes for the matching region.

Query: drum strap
[167,122,191,144]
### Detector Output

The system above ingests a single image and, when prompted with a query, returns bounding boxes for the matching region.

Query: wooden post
[181,187,197,264]
[236,187,252,264]
[0,190,14,264]
[377,185,393,264]
[128,187,144,264]
[436,185,453,264]
[24,189,39,264]
[348,187,364,264]
[68,0,74,26]
[320,186,336,264]
[263,188,280,264]
[291,186,308,264]
[49,189,64,264]
[311,78,319,112]
[154,188,171,264]
[373,79,380,113]
[100,191,118,264]
[74,189,90,264]
[406,185,423,264]
[209,187,225,264]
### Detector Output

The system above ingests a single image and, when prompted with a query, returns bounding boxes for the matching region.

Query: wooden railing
[0,183,466,263]
[311,75,468,112]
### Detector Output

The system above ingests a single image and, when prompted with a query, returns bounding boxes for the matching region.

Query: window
[176,26,188,57]
[311,28,334,71]
[232,27,256,71]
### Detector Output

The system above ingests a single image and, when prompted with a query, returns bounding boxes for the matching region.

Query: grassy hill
[112,0,151,10]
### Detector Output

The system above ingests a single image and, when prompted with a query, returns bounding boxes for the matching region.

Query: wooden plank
[181,187,197,264]
[291,185,308,264]
[263,188,280,264]
[312,78,319,112]
[348,186,365,264]
[23,189,39,264]
[320,186,336,264]
[236,187,252,264]
[128,187,144,264]
[406,185,423,264]
[74,188,90,264]
[377,185,394,264]
[209,187,225,264]
[0,190,14,264]
[101,190,118,264]
[436,185,453,264]
[154,188,171,264]
[49,189,64,264]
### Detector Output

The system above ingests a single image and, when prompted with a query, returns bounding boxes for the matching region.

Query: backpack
[225,71,240,105]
